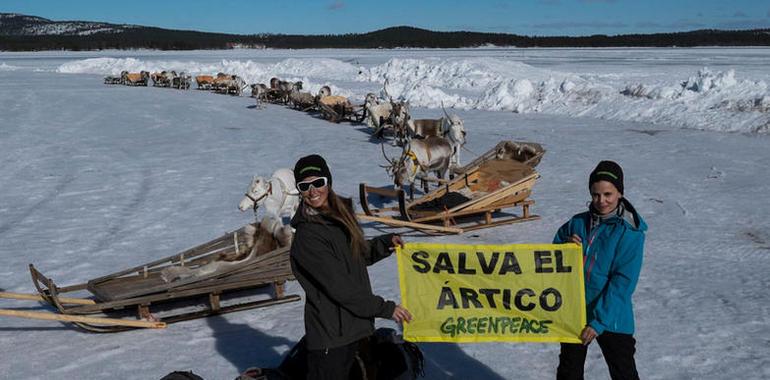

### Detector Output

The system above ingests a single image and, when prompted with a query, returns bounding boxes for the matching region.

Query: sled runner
[16,223,299,333]
[359,141,545,234]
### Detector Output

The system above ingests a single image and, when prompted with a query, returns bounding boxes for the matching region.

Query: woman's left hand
[580,326,597,345]
[389,235,405,252]
[392,304,413,323]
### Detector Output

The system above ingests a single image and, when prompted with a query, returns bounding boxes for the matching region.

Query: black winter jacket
[290,205,397,350]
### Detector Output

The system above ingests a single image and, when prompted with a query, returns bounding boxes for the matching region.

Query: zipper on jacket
[584,226,601,283]
[338,306,343,337]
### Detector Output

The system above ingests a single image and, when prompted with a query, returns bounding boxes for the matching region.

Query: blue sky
[3,0,770,36]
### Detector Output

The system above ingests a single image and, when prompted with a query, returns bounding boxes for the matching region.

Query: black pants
[306,338,372,380]
[557,332,639,380]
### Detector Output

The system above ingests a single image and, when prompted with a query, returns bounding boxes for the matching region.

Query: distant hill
[1,13,769,51]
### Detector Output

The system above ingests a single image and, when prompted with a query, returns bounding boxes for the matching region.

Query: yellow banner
[396,242,585,343]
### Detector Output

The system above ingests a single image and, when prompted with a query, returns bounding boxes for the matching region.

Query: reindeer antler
[383,78,393,103]
[441,100,451,120]
[381,142,394,166]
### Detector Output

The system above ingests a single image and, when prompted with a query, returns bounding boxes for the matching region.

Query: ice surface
[0,48,769,379]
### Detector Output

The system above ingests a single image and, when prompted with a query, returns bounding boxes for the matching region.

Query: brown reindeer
[382,137,454,192]
[195,75,215,90]
[122,71,149,86]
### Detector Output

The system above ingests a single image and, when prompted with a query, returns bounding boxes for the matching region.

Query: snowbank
[0,62,20,71]
[56,55,770,134]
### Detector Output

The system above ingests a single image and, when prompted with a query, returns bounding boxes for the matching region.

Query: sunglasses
[296,177,328,192]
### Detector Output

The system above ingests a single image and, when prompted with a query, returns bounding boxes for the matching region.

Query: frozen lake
[1,48,769,379]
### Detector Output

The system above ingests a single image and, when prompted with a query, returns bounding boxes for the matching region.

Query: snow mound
[0,62,20,71]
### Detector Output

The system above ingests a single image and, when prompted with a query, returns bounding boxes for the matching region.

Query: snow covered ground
[0,48,769,379]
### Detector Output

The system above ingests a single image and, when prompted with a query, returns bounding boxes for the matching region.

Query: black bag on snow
[160,370,205,380]
[272,327,424,380]
[369,327,425,380]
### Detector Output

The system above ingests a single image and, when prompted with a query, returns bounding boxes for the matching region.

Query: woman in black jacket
[289,154,412,379]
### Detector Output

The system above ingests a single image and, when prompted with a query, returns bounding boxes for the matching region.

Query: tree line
[2,26,769,51]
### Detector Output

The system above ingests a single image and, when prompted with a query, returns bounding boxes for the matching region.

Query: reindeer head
[365,92,378,105]
[318,85,331,97]
[384,143,420,189]
[239,176,271,212]
[442,103,466,146]
[380,143,410,188]
[391,101,411,125]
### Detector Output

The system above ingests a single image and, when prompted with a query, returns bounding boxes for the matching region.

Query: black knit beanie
[589,160,623,194]
[294,154,332,186]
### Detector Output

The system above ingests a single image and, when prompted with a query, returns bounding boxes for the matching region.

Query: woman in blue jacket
[553,160,647,380]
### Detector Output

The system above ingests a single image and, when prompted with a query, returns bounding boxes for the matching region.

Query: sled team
[159,155,645,380]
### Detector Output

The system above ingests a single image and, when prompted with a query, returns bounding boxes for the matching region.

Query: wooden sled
[318,100,366,124]
[22,225,299,333]
[359,141,545,234]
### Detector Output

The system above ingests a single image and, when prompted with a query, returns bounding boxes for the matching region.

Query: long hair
[301,187,367,259]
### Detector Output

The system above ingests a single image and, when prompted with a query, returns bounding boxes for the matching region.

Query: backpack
[370,328,425,380]
[260,328,425,380]
[160,371,205,380]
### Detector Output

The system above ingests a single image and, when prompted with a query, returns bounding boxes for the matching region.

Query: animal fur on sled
[160,215,292,283]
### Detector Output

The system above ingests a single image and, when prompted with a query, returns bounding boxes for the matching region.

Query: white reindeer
[318,85,332,97]
[238,168,300,221]
[440,104,467,169]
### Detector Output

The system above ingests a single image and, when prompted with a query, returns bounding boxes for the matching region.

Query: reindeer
[289,87,317,111]
[439,104,467,169]
[365,81,398,137]
[150,72,164,86]
[172,72,191,89]
[214,74,247,96]
[195,75,214,90]
[403,104,466,168]
[249,83,269,108]
[389,100,411,146]
[277,80,303,104]
[159,71,177,87]
[382,137,454,193]
[318,85,332,97]
[122,71,150,86]
[238,168,300,222]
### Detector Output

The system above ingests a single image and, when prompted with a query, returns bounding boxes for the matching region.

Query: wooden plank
[406,171,481,208]
[448,173,537,213]
[160,295,301,324]
[357,214,463,234]
[66,272,295,314]
[90,246,291,301]
[88,229,240,284]
[411,201,521,223]
[360,184,401,198]
[0,291,95,305]
[467,177,536,211]
[460,215,541,232]
[0,308,166,329]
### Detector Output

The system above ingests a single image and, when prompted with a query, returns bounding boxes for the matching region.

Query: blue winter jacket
[553,198,647,335]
